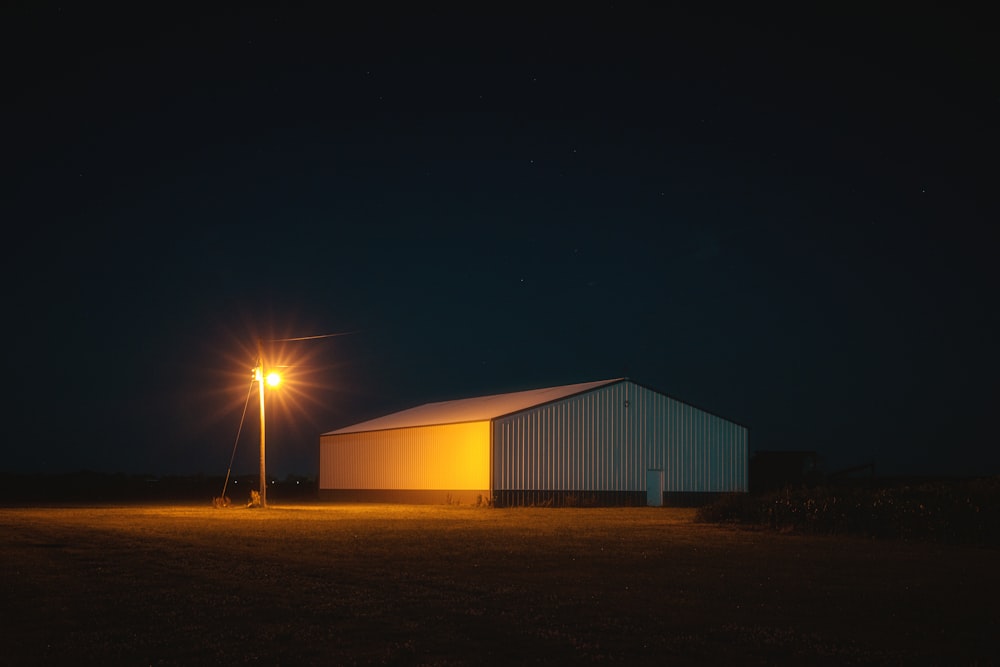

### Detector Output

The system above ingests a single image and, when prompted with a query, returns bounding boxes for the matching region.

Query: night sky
[4,6,996,479]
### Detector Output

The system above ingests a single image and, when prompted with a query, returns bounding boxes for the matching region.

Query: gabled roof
[323,378,624,435]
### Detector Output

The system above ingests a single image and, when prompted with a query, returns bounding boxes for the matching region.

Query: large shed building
[319,378,748,506]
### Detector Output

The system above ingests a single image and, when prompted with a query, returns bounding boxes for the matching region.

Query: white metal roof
[324,378,624,435]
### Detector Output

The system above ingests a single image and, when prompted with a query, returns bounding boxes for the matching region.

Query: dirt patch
[1,504,996,665]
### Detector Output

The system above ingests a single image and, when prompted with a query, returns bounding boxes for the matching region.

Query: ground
[1,504,997,665]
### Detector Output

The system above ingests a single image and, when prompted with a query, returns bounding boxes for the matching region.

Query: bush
[696,477,1000,547]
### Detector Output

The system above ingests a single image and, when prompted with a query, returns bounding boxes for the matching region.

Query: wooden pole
[258,336,267,508]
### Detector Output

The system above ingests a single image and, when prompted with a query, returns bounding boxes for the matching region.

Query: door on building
[646,469,664,506]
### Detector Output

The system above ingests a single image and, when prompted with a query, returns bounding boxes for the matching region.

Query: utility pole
[248,330,351,508]
[257,336,267,508]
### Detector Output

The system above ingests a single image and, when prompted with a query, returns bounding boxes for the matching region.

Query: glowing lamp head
[266,372,281,387]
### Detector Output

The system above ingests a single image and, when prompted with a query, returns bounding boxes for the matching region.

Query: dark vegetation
[0,471,317,504]
[697,476,1000,547]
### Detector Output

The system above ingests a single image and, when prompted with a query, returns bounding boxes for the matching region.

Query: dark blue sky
[4,6,996,478]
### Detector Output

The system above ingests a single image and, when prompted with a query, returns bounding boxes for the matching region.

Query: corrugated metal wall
[320,421,490,490]
[492,380,747,493]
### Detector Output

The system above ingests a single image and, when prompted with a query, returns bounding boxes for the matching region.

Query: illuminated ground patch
[1,504,996,665]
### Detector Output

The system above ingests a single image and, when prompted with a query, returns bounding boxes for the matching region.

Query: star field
[2,5,996,478]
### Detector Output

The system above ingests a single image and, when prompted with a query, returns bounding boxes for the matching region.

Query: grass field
[1,504,997,666]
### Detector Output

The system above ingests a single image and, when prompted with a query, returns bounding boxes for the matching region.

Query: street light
[250,330,355,508]
[255,337,280,508]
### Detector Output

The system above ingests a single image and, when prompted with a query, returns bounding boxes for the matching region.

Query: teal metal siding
[492,380,747,493]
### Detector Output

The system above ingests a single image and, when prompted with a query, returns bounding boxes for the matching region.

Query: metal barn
[319,378,748,506]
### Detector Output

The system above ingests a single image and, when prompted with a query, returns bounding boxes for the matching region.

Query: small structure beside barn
[319,378,747,506]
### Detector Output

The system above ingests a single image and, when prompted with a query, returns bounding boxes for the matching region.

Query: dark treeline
[698,476,1000,547]
[0,471,318,504]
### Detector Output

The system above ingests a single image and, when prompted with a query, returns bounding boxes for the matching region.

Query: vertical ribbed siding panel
[680,402,689,490]
[609,387,617,491]
[710,415,720,490]
[488,380,748,495]
[493,382,636,492]
[511,420,518,489]
[625,384,748,494]
[672,401,680,489]
[607,388,617,490]
[564,403,580,490]
[679,402,689,489]
[698,410,706,490]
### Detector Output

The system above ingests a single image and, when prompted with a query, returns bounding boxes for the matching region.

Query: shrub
[696,477,1000,547]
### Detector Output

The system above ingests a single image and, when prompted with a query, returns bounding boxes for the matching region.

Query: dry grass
[1,503,997,665]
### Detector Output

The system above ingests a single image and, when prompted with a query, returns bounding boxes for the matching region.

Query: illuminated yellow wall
[320,421,490,490]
